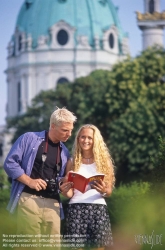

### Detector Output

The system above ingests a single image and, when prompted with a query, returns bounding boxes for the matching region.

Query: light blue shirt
[4,130,70,216]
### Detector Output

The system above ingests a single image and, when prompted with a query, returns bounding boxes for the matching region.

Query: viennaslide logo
[135,230,162,249]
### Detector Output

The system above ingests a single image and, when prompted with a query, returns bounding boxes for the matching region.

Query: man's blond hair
[50,107,77,126]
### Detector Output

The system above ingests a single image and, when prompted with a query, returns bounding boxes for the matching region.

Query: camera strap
[41,131,61,178]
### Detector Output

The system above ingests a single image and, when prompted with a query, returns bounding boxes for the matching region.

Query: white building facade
[6,0,129,118]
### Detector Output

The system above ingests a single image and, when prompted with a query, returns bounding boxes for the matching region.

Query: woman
[61,124,115,250]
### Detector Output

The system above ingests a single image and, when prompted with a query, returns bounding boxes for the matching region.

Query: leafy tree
[6,47,165,183]
[103,47,165,181]
[150,136,165,183]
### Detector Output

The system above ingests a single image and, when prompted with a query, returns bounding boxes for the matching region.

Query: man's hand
[28,178,47,191]
[17,174,47,191]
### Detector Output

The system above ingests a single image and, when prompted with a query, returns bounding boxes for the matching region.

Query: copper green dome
[15,0,127,51]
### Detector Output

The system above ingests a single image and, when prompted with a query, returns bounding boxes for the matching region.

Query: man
[4,107,76,241]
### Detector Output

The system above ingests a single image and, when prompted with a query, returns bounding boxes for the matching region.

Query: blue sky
[0,0,165,125]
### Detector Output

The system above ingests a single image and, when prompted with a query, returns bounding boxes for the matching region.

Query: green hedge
[106,181,165,249]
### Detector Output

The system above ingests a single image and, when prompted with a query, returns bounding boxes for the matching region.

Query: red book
[68,171,105,193]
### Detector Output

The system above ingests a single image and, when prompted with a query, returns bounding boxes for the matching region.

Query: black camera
[45,179,58,193]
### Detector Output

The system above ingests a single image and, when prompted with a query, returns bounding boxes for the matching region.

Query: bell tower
[144,0,160,13]
[136,0,165,50]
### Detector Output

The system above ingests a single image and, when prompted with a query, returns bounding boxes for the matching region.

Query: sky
[0,0,165,126]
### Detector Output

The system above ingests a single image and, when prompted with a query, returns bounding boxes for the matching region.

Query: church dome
[14,0,127,52]
[6,0,129,119]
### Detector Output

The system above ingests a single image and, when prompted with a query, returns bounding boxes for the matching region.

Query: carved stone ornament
[136,11,165,21]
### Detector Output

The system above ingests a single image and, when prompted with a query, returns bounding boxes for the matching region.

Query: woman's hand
[59,181,73,194]
[59,172,74,198]
[91,179,106,193]
[60,170,73,184]
[91,179,112,197]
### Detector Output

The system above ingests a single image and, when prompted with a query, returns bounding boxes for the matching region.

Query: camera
[45,179,58,193]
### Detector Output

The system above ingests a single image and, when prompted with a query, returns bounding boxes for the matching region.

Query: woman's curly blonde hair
[72,124,115,188]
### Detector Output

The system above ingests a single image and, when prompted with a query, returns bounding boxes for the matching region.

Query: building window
[58,0,67,2]
[57,77,69,84]
[99,0,107,5]
[18,35,22,51]
[18,82,21,112]
[149,0,155,14]
[109,33,114,49]
[13,39,15,56]
[57,29,68,45]
[25,0,33,9]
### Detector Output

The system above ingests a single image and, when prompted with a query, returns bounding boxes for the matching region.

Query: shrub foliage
[6,47,165,182]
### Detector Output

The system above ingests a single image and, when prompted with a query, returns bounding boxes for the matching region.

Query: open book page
[68,171,104,193]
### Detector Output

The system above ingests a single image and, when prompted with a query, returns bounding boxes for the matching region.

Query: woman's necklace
[82,155,93,164]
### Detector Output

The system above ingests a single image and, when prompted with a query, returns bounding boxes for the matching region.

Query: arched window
[18,82,21,112]
[109,33,114,49]
[57,29,69,46]
[57,77,69,84]
[149,0,155,14]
